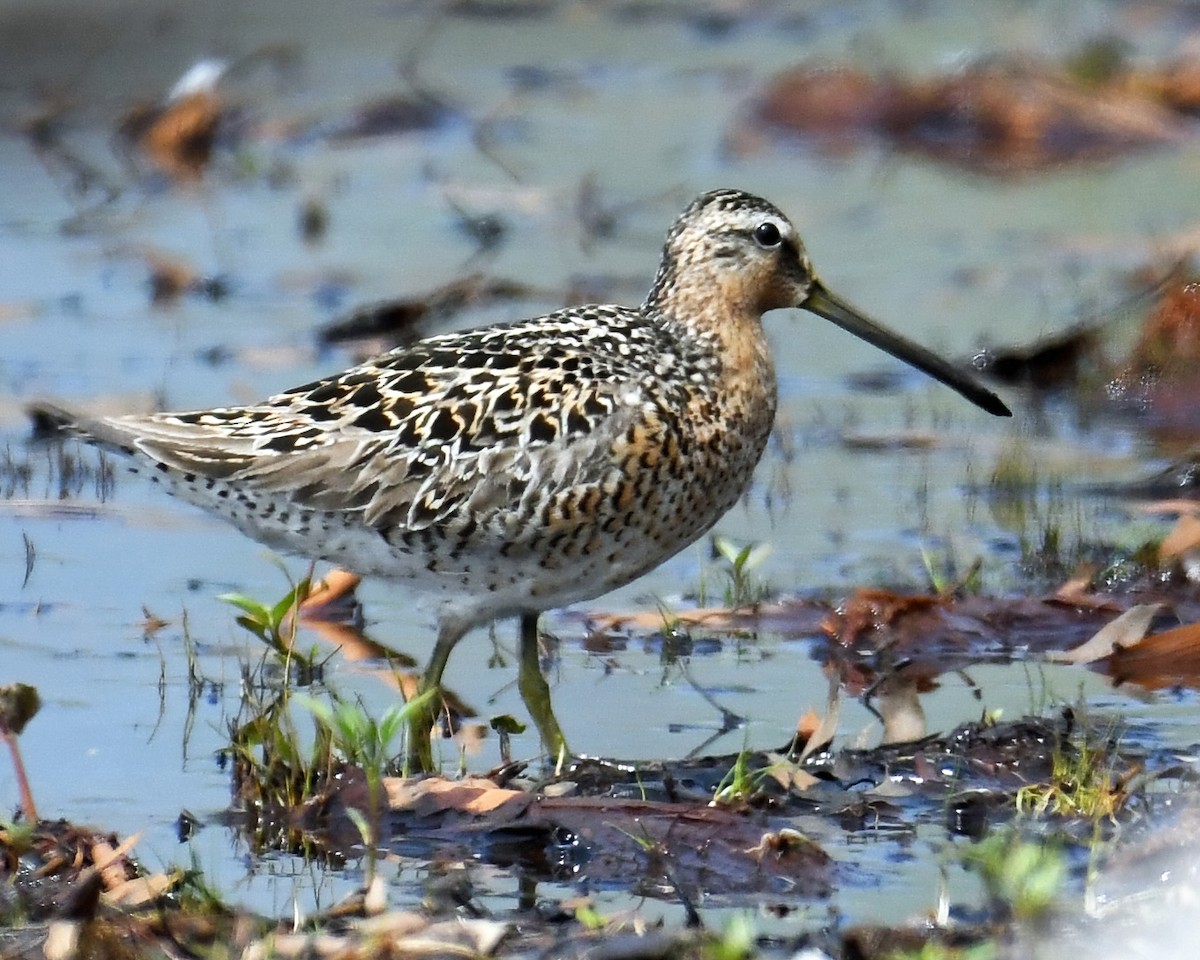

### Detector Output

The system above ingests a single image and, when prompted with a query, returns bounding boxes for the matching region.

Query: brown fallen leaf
[104,871,178,909]
[1131,58,1200,115]
[585,603,773,633]
[1160,514,1200,564]
[139,606,170,638]
[744,827,822,862]
[1052,565,1123,610]
[385,776,533,820]
[794,708,821,743]
[1106,620,1200,690]
[125,89,222,181]
[90,833,140,890]
[1047,603,1163,664]
[381,774,832,896]
[1130,277,1200,373]
[797,663,842,762]
[823,589,943,646]
[753,60,1182,175]
[144,248,200,303]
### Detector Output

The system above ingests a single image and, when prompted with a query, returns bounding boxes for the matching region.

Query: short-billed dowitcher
[32,189,1010,771]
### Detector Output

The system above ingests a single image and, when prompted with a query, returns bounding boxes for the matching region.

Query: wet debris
[1118,459,1200,501]
[0,820,173,923]
[1108,274,1200,438]
[586,581,1200,679]
[1156,503,1200,568]
[118,60,230,182]
[0,817,514,960]
[142,248,230,304]
[326,93,456,141]
[242,912,510,960]
[298,196,330,245]
[747,58,1184,175]
[968,268,1200,447]
[317,274,542,353]
[384,776,835,899]
[23,104,122,214]
[977,322,1106,391]
[1099,618,1200,690]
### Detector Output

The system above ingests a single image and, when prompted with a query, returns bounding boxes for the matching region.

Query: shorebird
[31,189,1010,771]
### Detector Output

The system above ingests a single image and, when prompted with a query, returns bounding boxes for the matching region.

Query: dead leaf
[1054,565,1100,605]
[90,833,140,890]
[798,663,842,762]
[140,606,170,637]
[42,920,80,960]
[824,589,942,645]
[1051,568,1128,612]
[1047,603,1163,664]
[763,754,821,792]
[1130,278,1200,373]
[795,709,821,742]
[753,60,1182,175]
[1160,514,1200,563]
[145,248,199,302]
[585,603,773,633]
[103,871,177,908]
[384,776,532,820]
[1107,620,1200,689]
[744,828,822,862]
[130,90,222,180]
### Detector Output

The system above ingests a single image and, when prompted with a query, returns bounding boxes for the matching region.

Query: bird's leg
[517,612,569,768]
[406,622,462,774]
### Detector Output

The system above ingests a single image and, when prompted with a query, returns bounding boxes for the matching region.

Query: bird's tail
[27,400,86,439]
[26,401,139,459]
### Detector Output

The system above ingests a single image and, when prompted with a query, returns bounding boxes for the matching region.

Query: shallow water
[2,0,1198,926]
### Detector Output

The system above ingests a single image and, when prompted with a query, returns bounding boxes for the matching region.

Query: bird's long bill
[803,279,1012,417]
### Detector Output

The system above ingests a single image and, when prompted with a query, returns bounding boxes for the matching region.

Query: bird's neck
[645,283,778,417]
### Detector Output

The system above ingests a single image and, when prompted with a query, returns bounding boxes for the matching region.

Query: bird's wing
[37,310,684,534]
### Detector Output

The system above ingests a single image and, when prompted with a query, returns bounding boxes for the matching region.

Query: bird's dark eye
[753,222,781,248]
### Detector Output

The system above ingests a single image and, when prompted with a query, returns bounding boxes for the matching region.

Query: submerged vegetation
[1014,720,1132,822]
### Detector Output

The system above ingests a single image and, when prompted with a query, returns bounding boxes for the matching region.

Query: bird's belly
[157,418,767,620]
[389,440,763,617]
